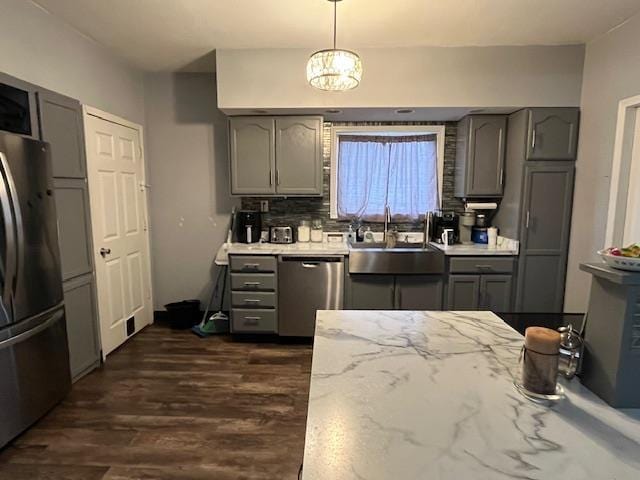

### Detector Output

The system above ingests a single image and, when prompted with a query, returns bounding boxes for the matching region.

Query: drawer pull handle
[244,282,260,286]
[476,265,493,269]
[244,299,261,303]
[244,316,261,323]
[244,263,260,268]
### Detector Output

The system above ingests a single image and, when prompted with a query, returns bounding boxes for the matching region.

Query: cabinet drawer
[230,255,277,273]
[232,291,276,308]
[449,257,515,274]
[231,309,277,333]
[230,273,276,291]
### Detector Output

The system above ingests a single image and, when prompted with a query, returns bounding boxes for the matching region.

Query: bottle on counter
[364,227,375,243]
[346,225,356,244]
[311,219,323,243]
[298,220,311,243]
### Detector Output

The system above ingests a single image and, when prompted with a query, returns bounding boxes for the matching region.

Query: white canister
[298,220,311,242]
[488,227,498,248]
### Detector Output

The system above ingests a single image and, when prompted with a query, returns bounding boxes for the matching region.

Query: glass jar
[297,220,311,243]
[311,219,323,243]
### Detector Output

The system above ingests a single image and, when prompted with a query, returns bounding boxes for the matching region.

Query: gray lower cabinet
[455,115,506,197]
[516,163,575,312]
[395,276,443,310]
[229,255,278,333]
[447,274,513,312]
[480,275,513,312]
[347,274,443,310]
[229,117,276,195]
[275,116,323,195]
[447,275,481,310]
[63,274,100,380]
[526,108,579,161]
[229,115,323,196]
[53,179,94,281]
[37,90,86,178]
[347,275,395,310]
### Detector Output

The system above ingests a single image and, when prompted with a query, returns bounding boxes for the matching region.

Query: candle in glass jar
[522,326,561,394]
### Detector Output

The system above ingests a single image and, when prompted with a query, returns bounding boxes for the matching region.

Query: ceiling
[33,0,640,72]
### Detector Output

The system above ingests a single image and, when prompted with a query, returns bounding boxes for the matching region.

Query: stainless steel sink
[349,242,445,274]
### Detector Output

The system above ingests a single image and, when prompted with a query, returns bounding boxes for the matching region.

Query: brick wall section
[241,121,464,232]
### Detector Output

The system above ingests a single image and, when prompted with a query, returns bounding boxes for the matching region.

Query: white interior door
[623,108,640,245]
[84,111,152,357]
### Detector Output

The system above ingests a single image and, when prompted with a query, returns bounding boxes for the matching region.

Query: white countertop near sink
[302,310,640,480]
[429,238,519,256]
[215,241,350,264]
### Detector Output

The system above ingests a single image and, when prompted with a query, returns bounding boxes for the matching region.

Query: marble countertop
[215,236,518,264]
[302,310,640,480]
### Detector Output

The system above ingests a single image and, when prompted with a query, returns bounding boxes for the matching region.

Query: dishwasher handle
[279,256,344,263]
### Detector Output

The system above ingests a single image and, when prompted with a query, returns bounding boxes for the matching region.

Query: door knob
[100,247,111,257]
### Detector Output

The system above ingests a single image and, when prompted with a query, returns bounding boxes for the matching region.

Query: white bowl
[598,250,640,272]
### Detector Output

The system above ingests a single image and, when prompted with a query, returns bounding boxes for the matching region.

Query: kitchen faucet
[383,205,391,242]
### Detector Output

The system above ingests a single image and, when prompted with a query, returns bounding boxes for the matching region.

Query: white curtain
[337,135,439,221]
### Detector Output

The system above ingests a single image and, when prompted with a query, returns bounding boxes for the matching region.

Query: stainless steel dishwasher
[278,256,344,337]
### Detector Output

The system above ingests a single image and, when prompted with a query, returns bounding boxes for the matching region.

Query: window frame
[329,125,446,220]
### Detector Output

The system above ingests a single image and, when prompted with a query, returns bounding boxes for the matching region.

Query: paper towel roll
[465,202,498,211]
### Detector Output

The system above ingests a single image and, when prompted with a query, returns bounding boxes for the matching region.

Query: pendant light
[307,0,362,91]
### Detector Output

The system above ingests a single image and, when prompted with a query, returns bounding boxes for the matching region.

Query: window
[330,126,445,221]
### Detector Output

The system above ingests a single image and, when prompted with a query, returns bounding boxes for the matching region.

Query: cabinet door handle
[269,170,273,186]
[276,169,281,185]
[531,129,536,150]
[499,168,504,186]
[525,211,531,229]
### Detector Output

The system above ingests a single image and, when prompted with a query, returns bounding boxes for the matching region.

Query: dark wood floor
[0,325,313,480]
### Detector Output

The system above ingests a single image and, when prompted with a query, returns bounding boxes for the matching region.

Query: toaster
[269,226,294,244]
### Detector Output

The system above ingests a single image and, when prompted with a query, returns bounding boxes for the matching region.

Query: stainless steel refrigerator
[0,132,71,448]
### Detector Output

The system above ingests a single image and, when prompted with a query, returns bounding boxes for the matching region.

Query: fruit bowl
[598,245,640,272]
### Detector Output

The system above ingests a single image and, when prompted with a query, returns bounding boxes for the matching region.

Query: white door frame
[605,94,640,247]
[82,106,154,359]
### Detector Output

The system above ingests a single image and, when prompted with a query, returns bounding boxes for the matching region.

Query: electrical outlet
[260,200,269,212]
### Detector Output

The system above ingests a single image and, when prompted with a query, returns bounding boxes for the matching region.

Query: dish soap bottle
[346,225,356,244]
[364,227,375,243]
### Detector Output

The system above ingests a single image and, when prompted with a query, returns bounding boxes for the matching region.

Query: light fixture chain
[333,0,337,49]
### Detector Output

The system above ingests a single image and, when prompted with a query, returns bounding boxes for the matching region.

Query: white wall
[144,73,237,309]
[217,46,585,111]
[565,12,640,312]
[0,0,145,124]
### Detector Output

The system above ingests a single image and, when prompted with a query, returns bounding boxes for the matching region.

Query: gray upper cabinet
[37,90,86,178]
[526,108,579,161]
[230,115,323,196]
[395,276,443,310]
[275,116,323,196]
[230,117,276,195]
[516,163,575,312]
[455,115,506,198]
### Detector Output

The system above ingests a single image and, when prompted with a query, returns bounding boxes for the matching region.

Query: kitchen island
[302,310,640,479]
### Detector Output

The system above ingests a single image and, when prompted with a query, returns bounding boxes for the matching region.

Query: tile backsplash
[241,120,464,232]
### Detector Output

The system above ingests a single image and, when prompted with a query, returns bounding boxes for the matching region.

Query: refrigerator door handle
[0,308,63,350]
[0,151,18,319]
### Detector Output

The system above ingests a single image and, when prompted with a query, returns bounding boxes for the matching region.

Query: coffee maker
[235,210,262,243]
[430,211,459,244]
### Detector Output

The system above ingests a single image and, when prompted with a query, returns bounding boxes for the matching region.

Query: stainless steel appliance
[269,226,294,244]
[235,210,262,244]
[0,132,70,448]
[278,256,344,336]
